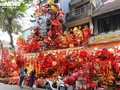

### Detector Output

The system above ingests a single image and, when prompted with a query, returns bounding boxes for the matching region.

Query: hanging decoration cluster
[16,0,91,53]
[1,45,120,88]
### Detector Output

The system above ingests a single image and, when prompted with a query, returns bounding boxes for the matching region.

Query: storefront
[92,0,120,35]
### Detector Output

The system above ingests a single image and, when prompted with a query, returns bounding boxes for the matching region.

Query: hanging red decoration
[72,72,79,80]
[83,27,90,38]
[63,76,75,85]
[42,6,47,13]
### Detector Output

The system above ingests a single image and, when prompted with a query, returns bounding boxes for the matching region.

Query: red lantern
[72,72,79,80]
[64,76,75,85]
[89,81,98,88]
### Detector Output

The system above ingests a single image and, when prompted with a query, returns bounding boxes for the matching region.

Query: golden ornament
[51,5,57,12]
[69,44,74,48]
[47,0,54,4]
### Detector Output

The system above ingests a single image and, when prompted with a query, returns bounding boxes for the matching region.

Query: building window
[97,14,120,34]
[104,17,110,33]
[97,17,110,34]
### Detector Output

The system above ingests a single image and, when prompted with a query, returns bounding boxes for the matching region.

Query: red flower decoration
[79,51,89,60]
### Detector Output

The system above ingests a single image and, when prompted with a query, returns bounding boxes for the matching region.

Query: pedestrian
[29,69,36,89]
[23,68,28,85]
[19,66,25,88]
[24,68,27,75]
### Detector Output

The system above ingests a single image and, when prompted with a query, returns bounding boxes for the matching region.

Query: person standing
[30,69,36,89]
[24,68,28,85]
[19,66,25,88]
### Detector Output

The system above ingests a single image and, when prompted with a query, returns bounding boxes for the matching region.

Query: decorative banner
[88,30,120,45]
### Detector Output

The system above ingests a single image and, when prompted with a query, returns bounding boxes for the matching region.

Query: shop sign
[88,30,120,44]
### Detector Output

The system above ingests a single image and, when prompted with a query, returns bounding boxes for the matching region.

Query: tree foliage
[0,0,29,48]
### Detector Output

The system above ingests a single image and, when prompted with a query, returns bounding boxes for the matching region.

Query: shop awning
[92,0,120,17]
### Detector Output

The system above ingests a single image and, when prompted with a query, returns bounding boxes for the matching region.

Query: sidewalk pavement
[0,83,45,90]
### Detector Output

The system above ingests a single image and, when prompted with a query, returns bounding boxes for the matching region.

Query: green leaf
[6,7,13,13]
[0,0,30,48]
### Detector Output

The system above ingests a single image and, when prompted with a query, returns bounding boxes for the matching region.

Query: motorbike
[45,76,68,90]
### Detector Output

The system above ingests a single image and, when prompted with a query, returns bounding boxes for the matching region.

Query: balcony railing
[69,0,90,6]
[66,3,92,23]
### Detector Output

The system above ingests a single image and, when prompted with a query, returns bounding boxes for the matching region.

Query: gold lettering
[92,35,120,44]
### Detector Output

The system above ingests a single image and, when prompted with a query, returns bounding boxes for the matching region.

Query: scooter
[45,76,67,90]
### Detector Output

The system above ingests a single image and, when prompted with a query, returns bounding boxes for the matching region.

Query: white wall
[0,30,18,48]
